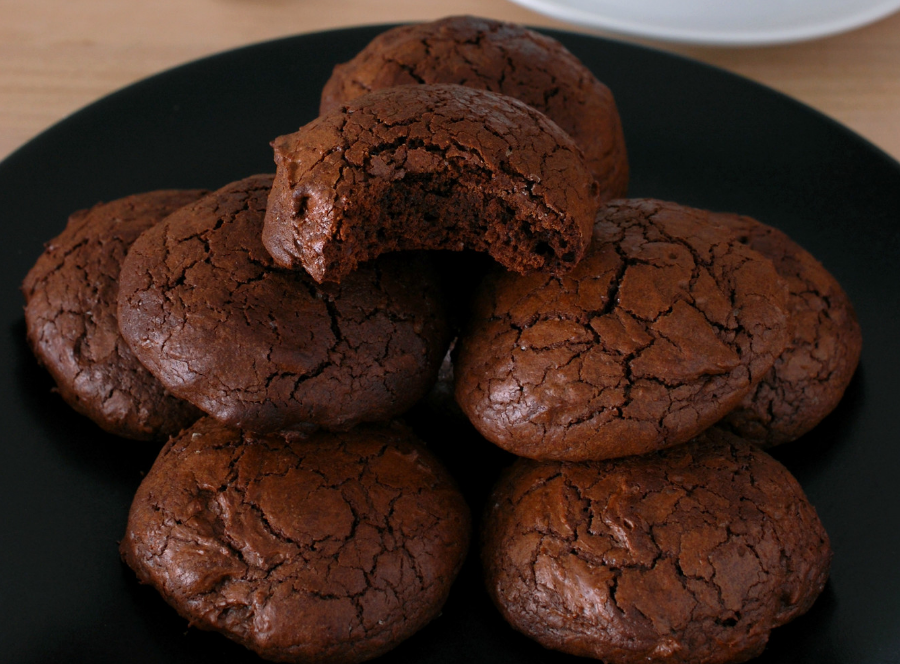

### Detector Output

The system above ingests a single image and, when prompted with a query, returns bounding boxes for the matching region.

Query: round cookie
[263,84,600,284]
[712,213,862,447]
[319,15,629,201]
[482,428,832,664]
[21,189,206,441]
[455,198,791,461]
[120,417,471,664]
[117,174,449,434]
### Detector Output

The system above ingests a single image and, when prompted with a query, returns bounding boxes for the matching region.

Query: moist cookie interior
[312,170,577,276]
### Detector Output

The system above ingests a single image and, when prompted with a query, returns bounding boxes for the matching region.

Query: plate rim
[2,22,898,175]
[506,0,900,45]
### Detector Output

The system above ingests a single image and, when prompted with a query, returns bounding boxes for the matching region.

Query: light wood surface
[2,0,899,164]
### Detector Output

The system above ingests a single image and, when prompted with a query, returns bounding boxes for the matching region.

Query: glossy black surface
[1,25,898,664]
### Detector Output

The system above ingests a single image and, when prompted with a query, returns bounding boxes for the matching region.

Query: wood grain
[1,0,898,163]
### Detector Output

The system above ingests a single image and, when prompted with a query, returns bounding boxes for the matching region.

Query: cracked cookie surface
[712,213,862,447]
[117,175,449,433]
[263,84,600,284]
[482,428,832,664]
[22,189,206,440]
[120,417,471,664]
[455,198,790,461]
[319,15,628,201]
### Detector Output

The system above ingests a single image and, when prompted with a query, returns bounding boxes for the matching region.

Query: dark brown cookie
[455,198,790,461]
[319,16,629,201]
[22,189,206,441]
[117,175,449,434]
[482,428,832,664]
[263,84,600,284]
[712,213,862,446]
[120,417,471,664]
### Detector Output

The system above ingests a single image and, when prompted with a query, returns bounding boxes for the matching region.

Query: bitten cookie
[482,428,832,664]
[120,418,471,664]
[263,84,600,284]
[22,189,206,441]
[117,175,449,433]
[320,16,629,201]
[713,213,862,446]
[455,198,790,461]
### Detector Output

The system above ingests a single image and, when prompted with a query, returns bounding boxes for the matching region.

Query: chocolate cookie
[455,198,790,461]
[22,189,206,440]
[482,428,832,664]
[263,84,600,284]
[120,417,471,664]
[713,213,862,446]
[117,175,449,433]
[319,16,629,201]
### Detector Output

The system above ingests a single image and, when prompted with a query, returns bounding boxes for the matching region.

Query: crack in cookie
[263,84,600,284]
[121,418,471,663]
[117,175,449,433]
[455,199,791,461]
[712,212,862,446]
[319,16,628,200]
[481,428,831,663]
[22,189,207,440]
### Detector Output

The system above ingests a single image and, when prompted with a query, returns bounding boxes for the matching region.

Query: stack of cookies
[21,15,859,664]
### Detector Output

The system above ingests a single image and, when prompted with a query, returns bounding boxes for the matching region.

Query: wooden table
[2,0,899,164]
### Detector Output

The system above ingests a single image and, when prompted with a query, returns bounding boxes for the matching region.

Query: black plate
[1,25,898,664]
